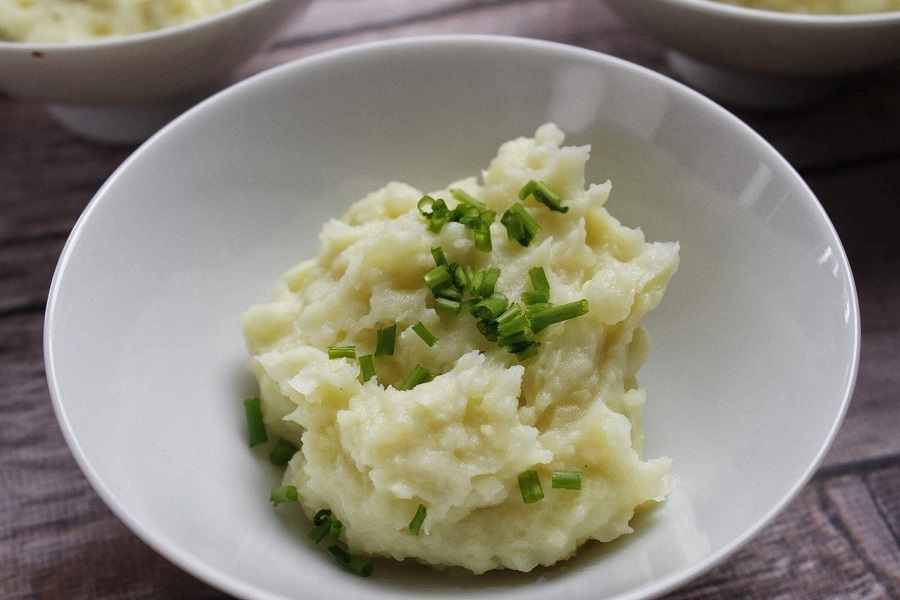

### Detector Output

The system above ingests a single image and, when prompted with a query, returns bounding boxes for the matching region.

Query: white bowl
[44,35,859,600]
[0,0,309,143]
[602,0,900,108]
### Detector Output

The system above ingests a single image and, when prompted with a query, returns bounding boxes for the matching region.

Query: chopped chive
[328,544,350,562]
[521,289,550,306]
[524,301,551,320]
[450,262,468,291]
[309,521,330,543]
[480,266,501,298]
[529,299,589,333]
[518,470,544,504]
[469,269,486,298]
[453,204,481,227]
[269,485,298,507]
[459,298,479,314]
[474,221,492,252]
[434,296,461,314]
[424,264,452,291]
[327,545,373,577]
[412,322,439,347]
[408,504,427,536]
[515,342,541,361]
[375,325,396,356]
[358,354,376,382]
[309,514,331,544]
[347,555,374,577]
[402,365,433,390]
[501,203,541,247]
[418,196,450,233]
[476,319,499,342]
[552,470,583,490]
[434,286,462,301]
[269,438,299,466]
[496,303,529,337]
[496,329,532,348]
[471,293,509,321]
[330,519,343,540]
[313,509,332,526]
[328,345,356,359]
[417,195,436,216]
[431,246,448,267]
[451,188,487,210]
[243,396,268,447]
[528,266,550,292]
[519,180,568,213]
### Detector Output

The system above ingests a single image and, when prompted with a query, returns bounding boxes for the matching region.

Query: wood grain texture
[1,0,897,598]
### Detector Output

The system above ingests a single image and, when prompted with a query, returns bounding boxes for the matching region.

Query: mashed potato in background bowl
[43,36,859,600]
[0,0,251,43]
[243,124,679,574]
[601,0,900,109]
[0,0,308,143]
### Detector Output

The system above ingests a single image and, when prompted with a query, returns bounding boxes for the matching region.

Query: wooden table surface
[2,1,898,598]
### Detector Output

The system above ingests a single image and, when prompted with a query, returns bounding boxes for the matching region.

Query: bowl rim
[650,0,900,25]
[0,0,280,50]
[43,33,861,600]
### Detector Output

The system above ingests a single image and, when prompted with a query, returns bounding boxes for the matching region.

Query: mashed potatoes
[242,124,679,574]
[0,0,250,43]
[713,0,900,13]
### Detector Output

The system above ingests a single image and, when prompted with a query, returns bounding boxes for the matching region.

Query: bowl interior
[45,36,858,600]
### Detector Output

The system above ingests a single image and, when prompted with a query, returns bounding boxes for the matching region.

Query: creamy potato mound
[242,124,679,574]
[713,0,900,14]
[0,0,249,43]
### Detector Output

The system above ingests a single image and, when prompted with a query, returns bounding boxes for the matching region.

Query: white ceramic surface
[44,36,859,600]
[602,0,900,108]
[0,0,309,143]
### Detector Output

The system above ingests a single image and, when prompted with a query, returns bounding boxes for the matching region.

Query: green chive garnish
[375,325,396,356]
[518,470,544,504]
[424,264,452,291]
[408,504,427,536]
[521,289,550,306]
[496,303,529,338]
[519,180,568,213]
[450,263,469,291]
[480,266,501,297]
[418,196,450,233]
[327,345,356,359]
[501,203,541,247]
[327,545,374,577]
[451,188,487,210]
[412,321,438,347]
[434,286,462,301]
[471,293,509,321]
[358,354,375,382]
[309,510,332,543]
[313,509,332,525]
[330,519,343,540]
[431,246,447,267]
[269,438,299,466]
[552,470,583,490]
[402,365,433,390]
[528,299,589,333]
[528,266,550,292]
[434,296,461,314]
[469,269,485,297]
[474,220,493,252]
[515,342,541,361]
[269,485,298,507]
[243,396,267,447]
